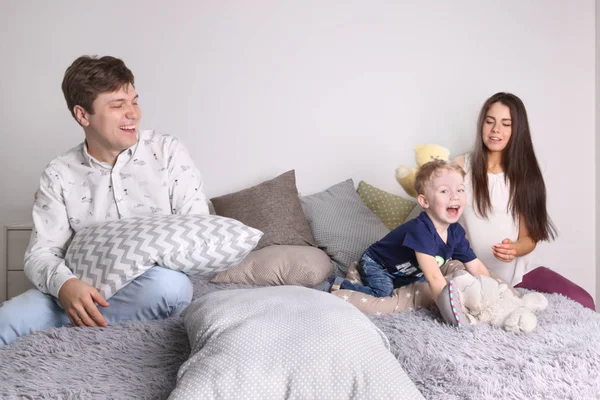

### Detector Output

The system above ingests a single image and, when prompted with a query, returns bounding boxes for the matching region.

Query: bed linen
[1,277,599,399]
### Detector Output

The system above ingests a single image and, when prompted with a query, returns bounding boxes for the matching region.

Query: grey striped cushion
[301,179,389,276]
[65,214,263,300]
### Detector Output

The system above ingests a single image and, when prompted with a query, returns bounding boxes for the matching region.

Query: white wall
[0,1,596,299]
[596,0,600,304]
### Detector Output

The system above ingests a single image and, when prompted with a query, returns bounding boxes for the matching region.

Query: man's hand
[492,238,517,263]
[58,278,109,327]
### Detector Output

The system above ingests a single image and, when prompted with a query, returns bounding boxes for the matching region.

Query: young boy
[321,160,492,307]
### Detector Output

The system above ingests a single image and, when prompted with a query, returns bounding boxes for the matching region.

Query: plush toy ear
[437,280,468,328]
[520,292,549,312]
[395,165,411,179]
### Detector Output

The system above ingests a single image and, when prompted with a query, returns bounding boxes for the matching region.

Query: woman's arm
[515,215,537,255]
[492,214,537,261]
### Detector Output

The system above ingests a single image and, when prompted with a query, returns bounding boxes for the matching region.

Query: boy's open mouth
[447,205,460,217]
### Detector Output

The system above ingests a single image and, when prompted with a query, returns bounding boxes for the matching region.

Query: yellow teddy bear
[395,144,450,198]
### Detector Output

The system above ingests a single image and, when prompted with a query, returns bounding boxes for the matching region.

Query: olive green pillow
[357,181,417,230]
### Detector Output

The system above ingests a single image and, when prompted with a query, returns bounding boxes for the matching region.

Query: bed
[2,171,598,399]
[1,276,599,399]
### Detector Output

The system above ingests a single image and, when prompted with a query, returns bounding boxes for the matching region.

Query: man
[0,55,209,346]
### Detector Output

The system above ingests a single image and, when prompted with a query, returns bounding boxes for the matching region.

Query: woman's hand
[492,238,517,263]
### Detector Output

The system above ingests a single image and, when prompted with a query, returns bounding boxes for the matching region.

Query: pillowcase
[211,170,315,251]
[64,214,263,300]
[357,181,417,230]
[300,179,389,276]
[331,259,466,314]
[210,245,333,286]
[170,286,425,400]
[404,203,423,223]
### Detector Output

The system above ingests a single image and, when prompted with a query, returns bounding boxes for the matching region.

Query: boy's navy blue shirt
[368,211,477,288]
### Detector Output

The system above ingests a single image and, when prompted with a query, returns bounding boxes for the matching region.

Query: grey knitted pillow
[211,170,315,251]
[301,179,389,276]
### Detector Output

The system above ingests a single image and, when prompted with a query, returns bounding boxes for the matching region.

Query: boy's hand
[464,258,519,297]
[464,258,491,277]
[415,252,447,303]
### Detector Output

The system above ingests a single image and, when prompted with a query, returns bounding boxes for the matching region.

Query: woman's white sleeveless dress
[460,154,539,285]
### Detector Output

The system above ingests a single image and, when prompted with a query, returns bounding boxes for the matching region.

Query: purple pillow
[516,267,595,310]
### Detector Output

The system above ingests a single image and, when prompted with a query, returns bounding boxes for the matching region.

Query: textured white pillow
[170,286,424,400]
[301,179,389,277]
[65,214,263,300]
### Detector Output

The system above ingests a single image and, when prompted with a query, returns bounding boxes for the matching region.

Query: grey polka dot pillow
[170,286,424,400]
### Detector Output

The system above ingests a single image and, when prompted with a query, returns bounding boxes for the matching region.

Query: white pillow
[65,214,263,300]
[170,286,424,400]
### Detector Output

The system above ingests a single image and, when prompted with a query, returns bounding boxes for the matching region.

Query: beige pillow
[211,170,316,251]
[357,181,417,230]
[211,245,333,286]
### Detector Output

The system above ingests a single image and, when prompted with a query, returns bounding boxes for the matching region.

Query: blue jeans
[338,251,395,297]
[0,267,193,347]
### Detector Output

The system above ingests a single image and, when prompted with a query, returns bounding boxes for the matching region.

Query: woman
[455,92,594,310]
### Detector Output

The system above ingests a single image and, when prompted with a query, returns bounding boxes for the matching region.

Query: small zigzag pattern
[65,214,263,299]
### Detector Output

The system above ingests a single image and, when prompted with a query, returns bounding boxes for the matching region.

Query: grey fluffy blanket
[1,279,598,399]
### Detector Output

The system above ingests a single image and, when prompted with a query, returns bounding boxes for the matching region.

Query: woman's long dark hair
[471,92,557,242]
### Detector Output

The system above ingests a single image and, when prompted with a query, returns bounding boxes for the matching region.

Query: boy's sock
[312,280,333,292]
[313,277,345,293]
[330,277,345,292]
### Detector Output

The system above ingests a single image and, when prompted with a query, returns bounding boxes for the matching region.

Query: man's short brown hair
[414,160,465,196]
[62,55,135,120]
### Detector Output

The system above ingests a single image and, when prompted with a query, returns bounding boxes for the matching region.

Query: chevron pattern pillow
[64,214,263,300]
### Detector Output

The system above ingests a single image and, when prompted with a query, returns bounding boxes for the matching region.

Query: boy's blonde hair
[414,160,465,196]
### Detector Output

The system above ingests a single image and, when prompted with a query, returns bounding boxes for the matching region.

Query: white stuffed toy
[441,270,548,333]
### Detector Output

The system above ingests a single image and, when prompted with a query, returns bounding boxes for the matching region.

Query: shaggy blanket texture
[1,279,598,399]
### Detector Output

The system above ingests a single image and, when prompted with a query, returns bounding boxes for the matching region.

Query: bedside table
[1,223,35,302]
